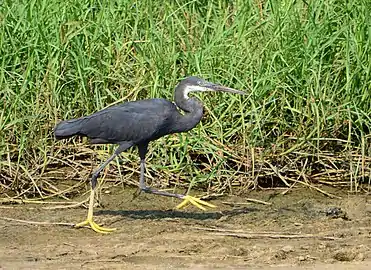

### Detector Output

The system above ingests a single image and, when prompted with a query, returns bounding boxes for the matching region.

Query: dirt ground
[1,187,370,270]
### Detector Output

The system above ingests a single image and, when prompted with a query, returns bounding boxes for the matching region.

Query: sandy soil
[1,187,370,269]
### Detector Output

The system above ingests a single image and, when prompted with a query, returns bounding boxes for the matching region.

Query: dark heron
[54,76,245,233]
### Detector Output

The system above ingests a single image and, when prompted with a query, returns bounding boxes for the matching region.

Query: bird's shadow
[96,207,259,222]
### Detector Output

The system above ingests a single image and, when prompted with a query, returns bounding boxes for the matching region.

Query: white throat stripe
[183,85,207,99]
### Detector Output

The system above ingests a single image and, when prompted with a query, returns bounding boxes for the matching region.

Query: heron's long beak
[204,82,246,95]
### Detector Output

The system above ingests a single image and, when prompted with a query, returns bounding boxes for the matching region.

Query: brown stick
[0,198,86,207]
[214,232,340,241]
[191,227,341,241]
[0,216,76,227]
[245,198,272,205]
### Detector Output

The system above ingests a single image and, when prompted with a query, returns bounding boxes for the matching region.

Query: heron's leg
[137,144,216,211]
[75,152,118,233]
[139,158,182,199]
[75,143,133,233]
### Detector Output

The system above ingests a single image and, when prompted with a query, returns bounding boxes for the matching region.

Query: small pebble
[298,256,306,261]
[281,245,294,253]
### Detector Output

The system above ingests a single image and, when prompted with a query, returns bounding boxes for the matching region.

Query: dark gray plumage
[54,98,197,144]
[54,76,245,233]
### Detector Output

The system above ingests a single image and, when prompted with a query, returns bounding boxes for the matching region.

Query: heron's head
[178,76,246,100]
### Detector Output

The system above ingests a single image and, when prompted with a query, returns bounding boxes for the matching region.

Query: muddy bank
[1,187,370,269]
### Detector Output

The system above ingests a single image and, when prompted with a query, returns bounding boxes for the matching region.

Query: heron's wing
[79,99,177,144]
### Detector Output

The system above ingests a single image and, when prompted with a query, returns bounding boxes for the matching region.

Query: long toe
[75,219,116,234]
[176,195,216,211]
[191,197,217,209]
[91,221,116,233]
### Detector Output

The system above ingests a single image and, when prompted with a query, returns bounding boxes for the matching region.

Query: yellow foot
[176,195,217,211]
[75,218,116,234]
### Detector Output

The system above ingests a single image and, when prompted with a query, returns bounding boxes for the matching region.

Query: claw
[176,195,216,211]
[75,218,116,234]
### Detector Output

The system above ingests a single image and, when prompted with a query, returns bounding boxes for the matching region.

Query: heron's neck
[173,86,203,132]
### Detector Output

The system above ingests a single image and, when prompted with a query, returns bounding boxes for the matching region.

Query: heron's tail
[54,118,85,140]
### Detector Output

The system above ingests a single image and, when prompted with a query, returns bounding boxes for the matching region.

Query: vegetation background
[1,0,370,200]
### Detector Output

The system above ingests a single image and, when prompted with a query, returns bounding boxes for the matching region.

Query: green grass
[1,0,370,198]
